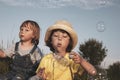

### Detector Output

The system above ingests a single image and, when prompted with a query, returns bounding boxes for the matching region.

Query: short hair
[20,20,40,45]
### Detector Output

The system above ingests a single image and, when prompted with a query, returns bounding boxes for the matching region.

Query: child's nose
[58,36,62,40]
[20,31,24,34]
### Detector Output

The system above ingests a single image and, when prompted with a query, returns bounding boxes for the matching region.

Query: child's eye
[53,34,58,37]
[20,28,23,31]
[63,36,67,38]
[26,29,29,31]
[25,29,29,31]
[63,34,68,38]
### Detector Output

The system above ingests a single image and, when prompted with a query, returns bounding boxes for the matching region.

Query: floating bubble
[96,21,106,32]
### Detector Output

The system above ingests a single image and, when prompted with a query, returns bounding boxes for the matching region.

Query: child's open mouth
[57,43,62,47]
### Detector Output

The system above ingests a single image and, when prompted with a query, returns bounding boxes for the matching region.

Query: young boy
[30,20,96,80]
[0,20,43,80]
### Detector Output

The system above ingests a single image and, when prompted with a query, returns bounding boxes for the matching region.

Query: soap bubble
[96,21,106,32]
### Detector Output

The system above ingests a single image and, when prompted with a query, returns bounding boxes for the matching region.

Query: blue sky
[0,0,120,68]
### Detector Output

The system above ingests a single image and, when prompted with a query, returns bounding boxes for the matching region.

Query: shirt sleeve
[30,47,43,64]
[35,47,43,61]
[71,60,84,76]
[36,53,50,73]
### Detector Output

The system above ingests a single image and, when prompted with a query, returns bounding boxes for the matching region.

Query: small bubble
[96,21,106,32]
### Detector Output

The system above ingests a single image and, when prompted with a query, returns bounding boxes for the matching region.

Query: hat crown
[54,20,72,28]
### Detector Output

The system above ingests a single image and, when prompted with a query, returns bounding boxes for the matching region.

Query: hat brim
[45,24,78,49]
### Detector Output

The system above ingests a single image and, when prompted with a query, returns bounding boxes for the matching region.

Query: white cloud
[0,0,118,10]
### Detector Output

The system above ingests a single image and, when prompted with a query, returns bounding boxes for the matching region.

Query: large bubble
[96,21,106,32]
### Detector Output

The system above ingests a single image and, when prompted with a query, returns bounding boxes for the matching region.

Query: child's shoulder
[43,53,53,59]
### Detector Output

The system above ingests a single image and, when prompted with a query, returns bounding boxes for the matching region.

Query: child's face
[19,24,34,42]
[51,30,70,53]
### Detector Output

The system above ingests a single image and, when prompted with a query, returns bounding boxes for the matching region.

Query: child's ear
[32,35,35,38]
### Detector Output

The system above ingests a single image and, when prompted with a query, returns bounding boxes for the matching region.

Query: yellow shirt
[36,53,84,80]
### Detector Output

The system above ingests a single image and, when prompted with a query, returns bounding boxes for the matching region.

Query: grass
[0,57,12,74]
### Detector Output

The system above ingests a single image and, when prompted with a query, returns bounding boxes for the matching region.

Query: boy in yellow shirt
[30,20,96,80]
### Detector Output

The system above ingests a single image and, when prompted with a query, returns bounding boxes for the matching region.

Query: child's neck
[20,41,34,50]
[21,41,33,45]
[55,51,66,57]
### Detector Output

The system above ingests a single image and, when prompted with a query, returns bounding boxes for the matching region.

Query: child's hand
[37,68,46,80]
[69,51,83,64]
[69,51,97,76]
[0,49,6,58]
